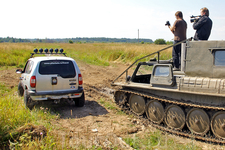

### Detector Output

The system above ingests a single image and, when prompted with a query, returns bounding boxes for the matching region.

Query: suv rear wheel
[74,92,85,107]
[24,90,34,110]
[18,82,24,97]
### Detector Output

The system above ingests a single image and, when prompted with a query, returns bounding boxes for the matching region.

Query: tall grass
[0,88,57,148]
[0,43,172,67]
[65,43,172,65]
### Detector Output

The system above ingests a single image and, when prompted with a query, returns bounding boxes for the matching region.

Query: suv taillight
[78,74,83,85]
[30,76,36,88]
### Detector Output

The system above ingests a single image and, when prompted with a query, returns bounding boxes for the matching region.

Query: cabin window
[136,65,153,75]
[214,50,225,66]
[131,64,153,84]
[154,66,169,77]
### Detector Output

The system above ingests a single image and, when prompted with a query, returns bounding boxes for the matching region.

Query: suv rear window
[39,60,76,78]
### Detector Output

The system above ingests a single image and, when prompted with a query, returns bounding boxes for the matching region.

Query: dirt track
[1,63,224,149]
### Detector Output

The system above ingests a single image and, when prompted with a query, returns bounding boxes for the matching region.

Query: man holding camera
[193,7,212,40]
[166,11,187,71]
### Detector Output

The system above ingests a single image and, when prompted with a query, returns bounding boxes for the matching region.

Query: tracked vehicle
[112,38,225,143]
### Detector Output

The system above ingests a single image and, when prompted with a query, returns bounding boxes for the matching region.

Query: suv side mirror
[16,69,22,74]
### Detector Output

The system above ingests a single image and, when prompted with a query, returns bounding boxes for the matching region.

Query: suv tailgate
[36,60,78,93]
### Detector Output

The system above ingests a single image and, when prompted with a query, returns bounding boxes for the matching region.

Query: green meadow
[0,42,172,67]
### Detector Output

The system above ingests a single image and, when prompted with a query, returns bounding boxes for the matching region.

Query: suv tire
[18,82,24,97]
[24,90,34,110]
[74,92,85,107]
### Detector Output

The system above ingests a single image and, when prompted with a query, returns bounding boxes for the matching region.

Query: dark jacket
[193,15,212,40]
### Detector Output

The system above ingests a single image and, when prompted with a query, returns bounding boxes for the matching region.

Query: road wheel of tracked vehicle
[129,94,145,115]
[211,111,225,139]
[146,100,164,124]
[164,105,185,130]
[186,108,210,135]
[114,91,127,106]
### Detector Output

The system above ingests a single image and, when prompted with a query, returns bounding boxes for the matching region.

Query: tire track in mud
[83,83,115,100]
[49,83,138,149]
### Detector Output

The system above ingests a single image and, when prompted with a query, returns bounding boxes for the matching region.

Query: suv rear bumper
[28,87,84,101]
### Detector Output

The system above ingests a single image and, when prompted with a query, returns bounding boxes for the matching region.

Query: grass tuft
[0,88,57,148]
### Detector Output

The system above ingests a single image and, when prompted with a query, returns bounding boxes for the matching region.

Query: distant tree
[69,40,73,44]
[141,41,144,44]
[166,41,173,45]
[9,38,15,43]
[154,39,166,45]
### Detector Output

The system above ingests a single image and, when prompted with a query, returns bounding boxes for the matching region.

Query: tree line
[0,37,174,45]
[0,37,153,43]
[0,37,30,43]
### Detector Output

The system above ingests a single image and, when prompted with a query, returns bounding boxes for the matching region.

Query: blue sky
[1,0,224,41]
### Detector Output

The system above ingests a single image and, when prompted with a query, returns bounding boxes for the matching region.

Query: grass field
[0,42,172,67]
[0,42,203,149]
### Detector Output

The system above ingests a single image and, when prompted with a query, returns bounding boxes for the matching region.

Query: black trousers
[172,41,181,69]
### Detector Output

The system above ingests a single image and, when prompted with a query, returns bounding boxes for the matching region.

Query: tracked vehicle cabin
[185,41,225,78]
[130,41,225,89]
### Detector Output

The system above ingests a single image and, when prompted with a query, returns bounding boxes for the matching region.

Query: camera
[190,15,201,23]
[165,21,170,26]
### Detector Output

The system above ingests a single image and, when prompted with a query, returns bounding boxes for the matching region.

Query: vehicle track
[115,89,225,144]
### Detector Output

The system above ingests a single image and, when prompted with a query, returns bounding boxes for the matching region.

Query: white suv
[16,48,85,109]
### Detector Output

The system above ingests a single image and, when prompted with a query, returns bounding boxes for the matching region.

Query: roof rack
[30,48,67,58]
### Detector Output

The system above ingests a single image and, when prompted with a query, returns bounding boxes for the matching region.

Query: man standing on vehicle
[193,7,212,40]
[167,11,187,71]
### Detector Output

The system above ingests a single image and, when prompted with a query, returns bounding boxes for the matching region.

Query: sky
[1,0,225,41]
